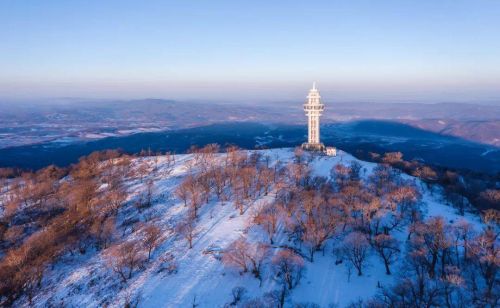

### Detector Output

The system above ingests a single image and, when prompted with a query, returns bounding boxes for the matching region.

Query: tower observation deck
[302,82,325,151]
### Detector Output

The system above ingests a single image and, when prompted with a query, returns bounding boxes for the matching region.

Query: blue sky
[1,0,499,102]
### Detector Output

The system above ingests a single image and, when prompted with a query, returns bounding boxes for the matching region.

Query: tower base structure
[301,143,337,156]
[301,142,325,152]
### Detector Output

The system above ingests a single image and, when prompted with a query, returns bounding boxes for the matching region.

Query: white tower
[302,82,325,151]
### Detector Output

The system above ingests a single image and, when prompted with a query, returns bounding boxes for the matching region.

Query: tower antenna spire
[312,81,316,90]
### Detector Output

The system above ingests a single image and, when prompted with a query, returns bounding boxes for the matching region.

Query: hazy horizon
[1,94,500,107]
[1,1,500,103]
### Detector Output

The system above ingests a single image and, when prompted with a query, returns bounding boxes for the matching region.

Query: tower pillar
[302,82,325,151]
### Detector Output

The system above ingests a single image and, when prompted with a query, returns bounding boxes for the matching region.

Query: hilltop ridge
[0,147,496,307]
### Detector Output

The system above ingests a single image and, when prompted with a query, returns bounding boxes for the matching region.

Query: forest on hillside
[0,145,498,307]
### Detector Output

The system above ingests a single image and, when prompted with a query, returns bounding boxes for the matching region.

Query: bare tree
[468,229,499,302]
[451,219,474,264]
[142,224,162,260]
[226,146,246,168]
[135,160,150,183]
[227,286,247,307]
[388,184,420,225]
[331,164,351,189]
[288,163,310,187]
[158,252,177,274]
[253,202,280,244]
[481,208,499,228]
[299,198,339,261]
[106,185,127,215]
[264,289,287,308]
[293,147,305,164]
[144,179,155,208]
[223,237,250,273]
[161,151,176,177]
[197,173,212,204]
[175,180,190,207]
[257,167,274,196]
[382,152,403,165]
[211,167,227,201]
[105,239,145,282]
[176,215,196,249]
[373,234,400,275]
[240,166,257,200]
[246,242,270,284]
[412,165,437,186]
[122,290,141,308]
[90,216,115,249]
[340,232,370,276]
[175,175,203,217]
[410,217,451,279]
[272,248,305,290]
[222,236,270,284]
[349,160,363,182]
[234,192,245,215]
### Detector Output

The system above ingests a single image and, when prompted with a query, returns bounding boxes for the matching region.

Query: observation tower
[302,82,325,151]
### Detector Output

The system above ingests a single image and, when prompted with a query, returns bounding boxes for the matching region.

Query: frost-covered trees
[135,159,151,183]
[272,249,305,290]
[340,232,370,276]
[468,229,499,302]
[372,212,498,307]
[90,216,116,249]
[479,190,500,209]
[222,237,270,284]
[175,175,204,218]
[2,145,496,307]
[144,179,155,208]
[300,197,339,261]
[105,239,146,282]
[330,163,351,189]
[142,224,162,260]
[173,145,278,218]
[372,234,400,275]
[0,151,132,304]
[135,179,156,211]
[481,208,499,227]
[176,215,196,249]
[223,237,250,273]
[409,217,451,279]
[174,180,190,207]
[211,166,228,202]
[246,242,271,284]
[288,162,311,187]
[412,165,437,185]
[257,167,274,196]
[0,229,59,304]
[387,184,420,226]
[382,151,403,165]
[253,202,281,244]
[451,219,474,264]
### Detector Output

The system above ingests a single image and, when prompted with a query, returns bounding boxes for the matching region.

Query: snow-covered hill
[17,148,486,308]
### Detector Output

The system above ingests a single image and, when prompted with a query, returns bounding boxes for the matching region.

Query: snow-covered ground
[22,148,484,308]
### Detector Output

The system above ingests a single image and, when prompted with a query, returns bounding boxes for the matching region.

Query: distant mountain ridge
[0,99,498,149]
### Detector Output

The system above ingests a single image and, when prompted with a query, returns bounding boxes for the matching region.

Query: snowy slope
[21,148,484,308]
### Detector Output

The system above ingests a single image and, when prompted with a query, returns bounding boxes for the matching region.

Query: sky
[1,0,500,103]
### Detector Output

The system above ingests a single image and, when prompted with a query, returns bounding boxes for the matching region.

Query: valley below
[0,121,498,174]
